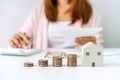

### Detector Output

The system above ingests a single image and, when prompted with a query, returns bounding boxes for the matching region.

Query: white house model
[81,42,103,67]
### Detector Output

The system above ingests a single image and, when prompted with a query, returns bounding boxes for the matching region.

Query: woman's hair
[44,0,93,25]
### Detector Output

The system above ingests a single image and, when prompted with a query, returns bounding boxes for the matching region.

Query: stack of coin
[38,59,48,67]
[24,62,34,67]
[53,57,62,67]
[67,54,77,67]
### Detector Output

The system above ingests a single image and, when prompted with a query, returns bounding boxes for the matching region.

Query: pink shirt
[20,4,103,50]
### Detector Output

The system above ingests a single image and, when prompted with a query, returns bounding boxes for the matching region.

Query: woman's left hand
[75,36,96,46]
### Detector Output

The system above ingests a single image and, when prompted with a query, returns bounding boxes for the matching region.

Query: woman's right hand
[9,32,31,49]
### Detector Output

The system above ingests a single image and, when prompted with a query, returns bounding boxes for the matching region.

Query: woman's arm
[86,8,104,47]
[20,5,42,39]
[9,4,43,48]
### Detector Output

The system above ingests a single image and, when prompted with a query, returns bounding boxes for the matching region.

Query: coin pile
[67,54,77,67]
[53,57,62,67]
[24,62,34,67]
[38,59,48,67]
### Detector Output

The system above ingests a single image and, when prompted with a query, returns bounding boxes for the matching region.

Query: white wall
[0,0,120,48]
[90,0,120,48]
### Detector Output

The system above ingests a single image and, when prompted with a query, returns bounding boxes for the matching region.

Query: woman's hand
[75,36,96,46]
[9,32,31,49]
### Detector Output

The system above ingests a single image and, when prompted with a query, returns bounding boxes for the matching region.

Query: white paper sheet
[61,27,103,48]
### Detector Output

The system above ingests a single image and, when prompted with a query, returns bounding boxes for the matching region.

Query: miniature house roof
[81,42,96,49]
[81,42,103,53]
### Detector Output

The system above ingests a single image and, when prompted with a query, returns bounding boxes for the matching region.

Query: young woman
[9,0,103,49]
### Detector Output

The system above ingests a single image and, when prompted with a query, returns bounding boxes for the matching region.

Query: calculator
[0,48,42,56]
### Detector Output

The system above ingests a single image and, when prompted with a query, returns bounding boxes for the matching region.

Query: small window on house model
[97,52,101,56]
[86,52,90,56]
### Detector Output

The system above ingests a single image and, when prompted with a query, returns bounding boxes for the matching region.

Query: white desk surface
[0,48,120,80]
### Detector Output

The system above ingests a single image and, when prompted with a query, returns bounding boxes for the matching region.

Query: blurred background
[0,0,120,48]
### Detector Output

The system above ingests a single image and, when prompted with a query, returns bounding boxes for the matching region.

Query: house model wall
[81,42,103,67]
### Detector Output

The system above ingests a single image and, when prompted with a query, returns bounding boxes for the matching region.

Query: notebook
[0,48,42,56]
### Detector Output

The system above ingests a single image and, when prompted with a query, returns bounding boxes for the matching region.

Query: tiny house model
[81,42,103,67]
